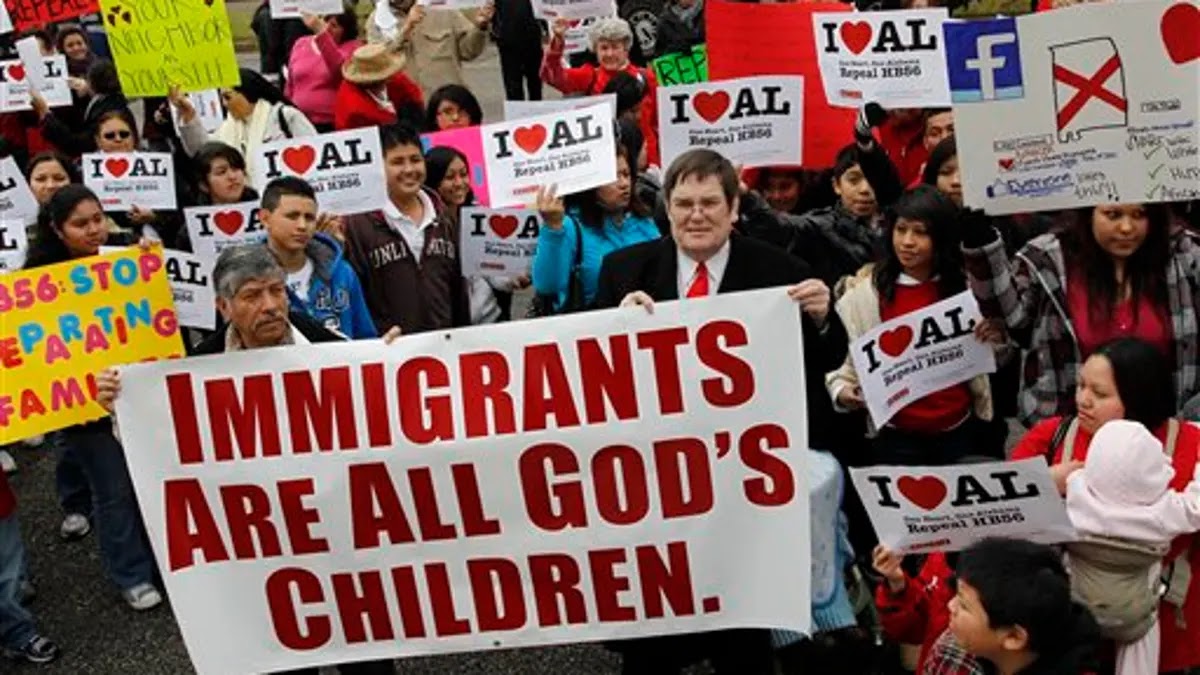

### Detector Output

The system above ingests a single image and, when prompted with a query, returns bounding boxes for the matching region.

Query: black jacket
[593,234,850,449]
[190,311,342,356]
[41,94,131,157]
[654,7,705,58]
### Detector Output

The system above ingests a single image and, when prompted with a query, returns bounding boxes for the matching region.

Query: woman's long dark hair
[423,145,475,207]
[1060,204,1170,325]
[24,185,103,269]
[565,144,650,229]
[873,186,964,302]
[1090,337,1175,429]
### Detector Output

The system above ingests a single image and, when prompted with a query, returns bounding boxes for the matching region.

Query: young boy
[259,177,377,339]
[947,537,1100,675]
[1,471,59,664]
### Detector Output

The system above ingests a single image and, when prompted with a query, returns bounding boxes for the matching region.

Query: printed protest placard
[483,100,617,207]
[503,93,616,121]
[0,221,27,271]
[850,459,1076,553]
[533,0,615,20]
[706,0,856,169]
[658,76,804,169]
[101,0,241,97]
[422,126,491,207]
[850,291,995,429]
[164,250,215,330]
[269,0,342,18]
[82,152,178,211]
[115,287,812,675]
[253,127,387,216]
[949,1,1200,214]
[183,202,267,263]
[0,247,185,443]
[812,9,951,108]
[0,55,71,113]
[563,16,604,55]
[4,0,98,32]
[652,45,708,87]
[459,206,539,277]
[170,89,225,134]
[0,156,39,227]
[14,36,44,89]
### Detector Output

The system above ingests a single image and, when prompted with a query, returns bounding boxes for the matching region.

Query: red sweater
[333,73,424,131]
[1013,417,1200,672]
[875,552,956,673]
[878,115,928,188]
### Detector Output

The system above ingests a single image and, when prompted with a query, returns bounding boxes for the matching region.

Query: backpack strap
[1047,416,1079,464]
[277,105,293,139]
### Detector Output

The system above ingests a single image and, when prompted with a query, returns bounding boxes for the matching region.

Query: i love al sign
[849,290,995,429]
[183,201,266,264]
[849,459,1076,553]
[459,206,539,277]
[253,127,387,216]
[0,55,70,113]
[0,156,39,226]
[82,152,177,211]
[657,75,804,169]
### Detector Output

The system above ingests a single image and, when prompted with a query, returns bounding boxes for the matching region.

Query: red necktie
[687,262,709,298]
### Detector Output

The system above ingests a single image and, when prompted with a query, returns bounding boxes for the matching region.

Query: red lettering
[331,571,395,643]
[167,373,203,464]
[265,567,331,650]
[348,462,415,548]
[0,337,22,368]
[44,335,70,364]
[426,563,471,636]
[697,320,755,407]
[219,484,283,560]
[19,389,45,419]
[452,464,501,537]
[467,558,527,631]
[49,377,87,411]
[522,343,580,431]
[528,553,587,626]
[361,363,392,447]
[283,367,358,453]
[205,375,282,461]
[460,351,516,438]
[397,357,453,444]
[519,443,586,530]
[90,261,113,290]
[164,478,229,572]
[636,327,689,415]
[389,566,427,637]
[409,467,456,541]
[278,478,329,554]
[654,438,714,518]
[740,424,795,506]
[591,445,649,525]
[636,542,696,618]
[578,335,638,423]
[588,548,636,621]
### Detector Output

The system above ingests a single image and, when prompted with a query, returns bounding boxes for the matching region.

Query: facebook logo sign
[944,18,1025,103]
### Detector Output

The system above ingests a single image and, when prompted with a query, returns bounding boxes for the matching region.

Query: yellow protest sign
[100,0,241,97]
[0,248,186,443]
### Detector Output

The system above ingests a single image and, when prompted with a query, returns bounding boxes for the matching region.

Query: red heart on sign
[513,125,548,154]
[282,146,316,174]
[1162,3,1199,64]
[213,210,245,236]
[6,64,25,82]
[998,157,1015,171]
[692,91,731,124]
[897,475,948,511]
[489,214,519,238]
[878,325,914,358]
[840,21,874,55]
[104,157,130,178]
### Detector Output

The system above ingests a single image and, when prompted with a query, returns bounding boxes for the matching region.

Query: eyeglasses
[102,130,133,141]
[437,107,463,119]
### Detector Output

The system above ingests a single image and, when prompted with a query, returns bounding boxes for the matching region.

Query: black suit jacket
[594,234,850,449]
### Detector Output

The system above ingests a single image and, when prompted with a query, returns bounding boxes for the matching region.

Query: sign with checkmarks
[953,0,1198,215]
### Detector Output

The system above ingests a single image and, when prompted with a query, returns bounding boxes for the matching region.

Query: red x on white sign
[1053,54,1127,131]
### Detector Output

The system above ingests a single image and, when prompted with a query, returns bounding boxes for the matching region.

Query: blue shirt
[531,211,660,310]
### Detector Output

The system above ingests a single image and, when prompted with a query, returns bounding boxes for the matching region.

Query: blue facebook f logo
[945,19,1025,103]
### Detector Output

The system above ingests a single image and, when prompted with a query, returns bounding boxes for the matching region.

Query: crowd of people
[0,1,1199,674]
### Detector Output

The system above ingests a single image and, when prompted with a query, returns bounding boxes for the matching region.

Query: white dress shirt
[382,191,437,263]
[677,239,731,298]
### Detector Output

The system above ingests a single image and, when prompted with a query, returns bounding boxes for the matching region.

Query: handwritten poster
[4,0,99,32]
[422,126,491,207]
[652,45,708,87]
[0,247,185,443]
[101,0,241,97]
[183,201,267,263]
[269,0,342,18]
[82,152,178,211]
[253,127,387,216]
[459,206,539,277]
[0,55,71,113]
[950,1,1199,214]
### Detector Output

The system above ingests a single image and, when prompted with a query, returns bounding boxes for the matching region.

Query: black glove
[854,102,888,149]
[959,208,999,248]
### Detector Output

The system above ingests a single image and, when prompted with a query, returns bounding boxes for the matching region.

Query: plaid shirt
[964,232,1200,427]
[923,630,985,675]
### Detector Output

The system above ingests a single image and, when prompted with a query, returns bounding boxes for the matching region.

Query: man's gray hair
[589,17,633,51]
[212,245,285,299]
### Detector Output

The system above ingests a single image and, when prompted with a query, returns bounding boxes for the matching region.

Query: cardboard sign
[850,291,996,429]
[812,9,952,108]
[0,55,71,113]
[563,16,603,55]
[253,127,387,216]
[0,156,39,227]
[459,206,539,277]
[114,288,813,675]
[422,126,491,207]
[706,0,856,169]
[14,36,45,89]
[850,459,1076,553]
[483,101,618,207]
[101,0,241,97]
[0,221,27,272]
[183,202,267,263]
[503,93,616,121]
[4,0,98,31]
[170,89,226,134]
[658,76,804,169]
[82,152,178,211]
[269,0,342,18]
[0,247,185,444]
[949,1,1200,214]
[533,0,616,20]
[164,250,215,331]
[652,45,708,87]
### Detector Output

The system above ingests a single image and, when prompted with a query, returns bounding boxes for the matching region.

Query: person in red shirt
[877,108,927,187]
[334,44,424,131]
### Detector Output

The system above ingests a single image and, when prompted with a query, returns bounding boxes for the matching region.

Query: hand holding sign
[535,184,564,230]
[871,545,907,594]
[786,279,830,327]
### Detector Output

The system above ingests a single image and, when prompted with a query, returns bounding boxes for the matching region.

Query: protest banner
[459,206,539,277]
[0,247,185,444]
[503,93,616,121]
[0,156,39,227]
[82,152,178,211]
[657,76,804,169]
[184,202,267,264]
[422,126,491,207]
[652,45,708,87]
[269,0,342,18]
[849,291,996,429]
[170,88,225,134]
[101,0,241,97]
[0,55,71,113]
[949,1,1199,214]
[114,287,812,674]
[850,458,1076,553]
[483,101,617,207]
[706,0,856,169]
[253,127,387,216]
[0,221,27,271]
[532,0,616,20]
[812,9,952,109]
[4,0,98,31]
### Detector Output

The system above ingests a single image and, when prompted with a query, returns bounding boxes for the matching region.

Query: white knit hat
[1084,420,1175,507]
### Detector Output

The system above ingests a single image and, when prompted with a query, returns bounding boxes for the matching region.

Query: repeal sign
[5,0,98,31]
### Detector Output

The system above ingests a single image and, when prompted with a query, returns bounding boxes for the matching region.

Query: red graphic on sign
[513,125,548,154]
[692,91,731,123]
[6,64,25,82]
[878,325,914,358]
[104,158,130,178]
[282,146,316,174]
[897,475,947,511]
[213,211,245,236]
[839,22,873,55]
[488,215,519,239]
[1161,3,1199,64]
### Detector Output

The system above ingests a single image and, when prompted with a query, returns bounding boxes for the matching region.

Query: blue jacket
[287,232,377,339]
[532,211,660,309]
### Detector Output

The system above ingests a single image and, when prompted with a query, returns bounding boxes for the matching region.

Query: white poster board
[0,156,40,227]
[183,202,268,263]
[0,55,70,113]
[252,127,388,216]
[82,152,178,211]
[269,0,343,18]
[533,0,617,20]
[458,206,539,277]
[0,220,28,272]
[164,250,216,331]
[171,89,226,134]
[504,94,617,121]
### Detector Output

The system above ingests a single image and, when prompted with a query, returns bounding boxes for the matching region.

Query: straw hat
[342,44,406,84]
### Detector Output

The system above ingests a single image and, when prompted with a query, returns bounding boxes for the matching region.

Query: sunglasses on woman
[102,130,133,141]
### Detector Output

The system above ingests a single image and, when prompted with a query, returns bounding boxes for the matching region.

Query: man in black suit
[594,149,850,674]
